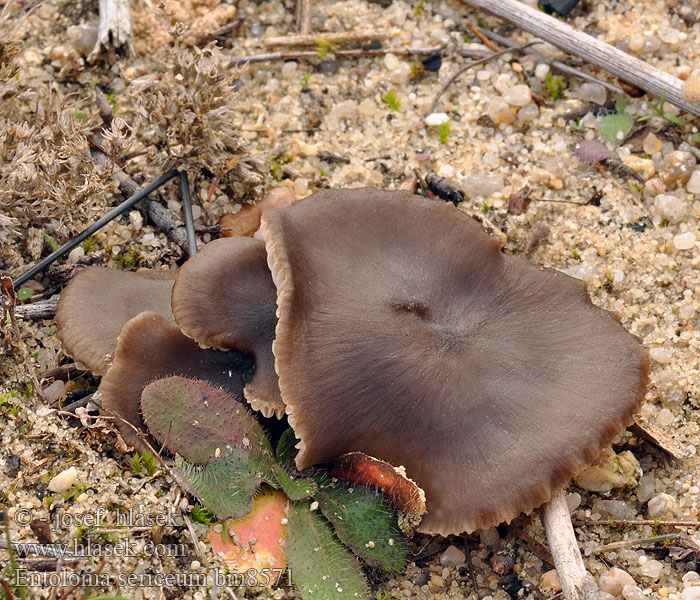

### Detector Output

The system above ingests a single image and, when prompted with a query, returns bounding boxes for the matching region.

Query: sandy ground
[1,0,699,599]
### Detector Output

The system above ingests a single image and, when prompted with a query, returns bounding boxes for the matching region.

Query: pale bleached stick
[89,0,133,61]
[264,30,391,47]
[460,0,700,118]
[541,488,600,600]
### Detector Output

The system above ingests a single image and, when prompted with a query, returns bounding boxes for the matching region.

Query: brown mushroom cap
[56,267,175,375]
[171,237,282,418]
[259,188,649,535]
[98,311,254,450]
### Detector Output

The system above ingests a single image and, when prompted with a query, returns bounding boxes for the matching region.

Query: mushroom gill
[55,267,175,375]
[171,237,283,418]
[258,188,649,535]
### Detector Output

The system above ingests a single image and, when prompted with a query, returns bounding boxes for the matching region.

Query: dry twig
[540,489,600,600]
[264,30,391,47]
[460,0,700,117]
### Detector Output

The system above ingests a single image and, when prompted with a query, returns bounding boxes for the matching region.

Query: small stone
[623,156,655,181]
[622,584,645,600]
[637,473,655,502]
[281,61,298,78]
[647,493,677,518]
[638,559,663,580]
[643,132,663,155]
[383,53,400,70]
[599,567,636,596]
[42,380,65,403]
[517,103,539,122]
[573,447,639,492]
[653,194,687,222]
[487,98,514,125]
[576,82,607,105]
[493,73,516,94]
[440,544,465,566]
[687,170,700,194]
[660,151,696,186]
[649,347,672,364]
[67,246,85,264]
[535,63,550,80]
[429,574,444,588]
[48,467,78,493]
[129,210,143,232]
[331,99,358,121]
[502,84,532,107]
[317,60,339,75]
[479,526,500,551]
[358,98,377,117]
[539,569,561,592]
[462,173,504,197]
[682,588,700,600]
[293,178,309,196]
[565,492,581,512]
[425,112,449,126]
[682,72,700,103]
[656,407,674,426]
[67,23,98,57]
[683,571,700,587]
[411,571,429,586]
[673,232,696,250]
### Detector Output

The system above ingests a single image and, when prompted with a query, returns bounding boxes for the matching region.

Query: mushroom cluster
[56,187,648,537]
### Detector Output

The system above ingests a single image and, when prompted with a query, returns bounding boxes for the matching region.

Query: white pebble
[647,493,676,518]
[358,98,377,117]
[683,571,700,588]
[502,84,532,107]
[425,112,449,126]
[67,246,85,264]
[622,584,645,600]
[535,63,550,80]
[673,232,696,250]
[190,560,201,570]
[48,466,78,493]
[493,73,516,94]
[191,204,202,220]
[656,407,674,426]
[462,173,504,197]
[683,589,700,600]
[636,473,656,502]
[599,567,636,596]
[517,103,539,121]
[281,61,298,78]
[687,169,700,194]
[653,193,687,222]
[649,347,671,364]
[331,99,358,121]
[129,210,143,232]
[440,544,466,566]
[142,232,156,246]
[383,53,400,70]
[638,559,663,580]
[576,82,607,105]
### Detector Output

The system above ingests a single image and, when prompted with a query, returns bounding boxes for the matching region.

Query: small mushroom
[97,311,253,450]
[259,188,648,535]
[171,237,283,418]
[56,267,175,375]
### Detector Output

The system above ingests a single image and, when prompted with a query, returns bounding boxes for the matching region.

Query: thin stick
[475,26,625,96]
[229,45,447,66]
[179,172,198,256]
[11,169,178,288]
[460,0,700,117]
[467,19,499,52]
[541,489,600,600]
[592,533,679,554]
[428,41,539,115]
[14,296,59,320]
[298,0,312,34]
[89,0,133,60]
[263,30,391,47]
[575,518,700,528]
